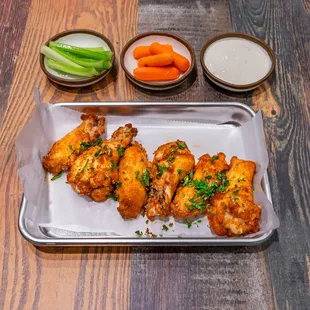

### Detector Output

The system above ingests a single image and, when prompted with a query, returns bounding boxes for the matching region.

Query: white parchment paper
[16,91,279,238]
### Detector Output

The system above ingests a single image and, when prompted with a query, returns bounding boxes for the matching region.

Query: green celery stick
[84,47,106,53]
[40,45,82,68]
[46,59,99,77]
[49,41,113,60]
[100,61,112,70]
[51,47,106,69]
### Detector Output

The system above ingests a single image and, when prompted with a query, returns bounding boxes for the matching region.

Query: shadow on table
[33,230,278,259]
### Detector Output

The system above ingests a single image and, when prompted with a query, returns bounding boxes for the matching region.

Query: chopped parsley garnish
[109,193,118,201]
[210,155,219,163]
[92,137,103,146]
[169,223,174,227]
[181,170,194,186]
[184,219,192,229]
[177,141,186,149]
[94,149,101,157]
[216,172,222,179]
[205,174,212,179]
[145,220,149,224]
[230,195,239,201]
[137,168,151,186]
[167,156,175,165]
[51,171,62,181]
[170,147,178,154]
[117,147,124,157]
[135,230,143,237]
[187,197,205,212]
[110,161,118,170]
[238,177,246,182]
[116,181,122,188]
[233,189,239,195]
[107,149,112,156]
[103,145,108,150]
[69,145,73,150]
[156,163,168,177]
[80,159,89,173]
[211,213,215,216]
[177,169,183,176]
[80,141,91,149]
[162,225,169,232]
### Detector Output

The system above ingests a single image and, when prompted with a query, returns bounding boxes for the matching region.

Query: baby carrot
[133,44,173,59]
[137,53,174,67]
[149,42,190,72]
[133,66,180,81]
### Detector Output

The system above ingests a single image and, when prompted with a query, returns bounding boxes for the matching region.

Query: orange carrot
[149,42,190,72]
[133,66,180,81]
[137,53,174,67]
[133,44,173,59]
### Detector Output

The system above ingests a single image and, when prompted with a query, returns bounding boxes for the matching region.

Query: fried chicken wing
[171,153,229,219]
[146,140,195,221]
[43,115,105,174]
[67,124,137,202]
[207,157,261,236]
[116,142,149,219]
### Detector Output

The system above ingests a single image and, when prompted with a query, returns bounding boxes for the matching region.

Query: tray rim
[18,101,274,246]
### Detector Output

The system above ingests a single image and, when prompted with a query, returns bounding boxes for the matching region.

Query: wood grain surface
[0,0,309,310]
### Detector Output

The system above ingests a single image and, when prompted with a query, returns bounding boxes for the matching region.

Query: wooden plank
[229,0,310,309]
[0,0,139,309]
[0,0,31,126]
[130,1,275,310]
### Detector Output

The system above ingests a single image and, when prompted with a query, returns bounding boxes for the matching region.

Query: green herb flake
[92,137,103,146]
[233,189,239,195]
[238,177,246,182]
[170,147,178,154]
[109,193,118,201]
[162,225,169,232]
[69,145,73,150]
[135,230,143,237]
[80,159,89,173]
[169,223,174,227]
[137,168,151,187]
[117,147,124,157]
[216,172,222,180]
[210,155,219,163]
[177,141,187,149]
[107,149,112,156]
[177,169,183,176]
[211,213,215,216]
[116,181,122,188]
[184,219,192,229]
[51,171,63,181]
[110,161,118,170]
[181,170,194,186]
[103,145,108,150]
[205,174,212,180]
[94,149,101,157]
[145,220,149,224]
[156,163,168,177]
[167,156,175,165]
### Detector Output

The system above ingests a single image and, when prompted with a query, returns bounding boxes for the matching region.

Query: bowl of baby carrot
[120,32,195,90]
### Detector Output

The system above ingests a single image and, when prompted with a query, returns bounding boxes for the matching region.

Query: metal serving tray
[18,102,274,246]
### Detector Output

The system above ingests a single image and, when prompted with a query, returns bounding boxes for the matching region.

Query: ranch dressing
[204,37,272,85]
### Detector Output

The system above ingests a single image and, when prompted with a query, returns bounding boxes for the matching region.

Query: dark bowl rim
[120,31,195,87]
[39,29,115,84]
[200,32,276,89]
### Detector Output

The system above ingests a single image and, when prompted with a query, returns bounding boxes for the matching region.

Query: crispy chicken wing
[43,115,105,174]
[116,142,150,219]
[207,157,261,236]
[67,124,137,202]
[146,140,195,221]
[171,153,229,219]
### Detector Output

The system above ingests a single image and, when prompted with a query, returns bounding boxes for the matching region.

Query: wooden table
[1,0,309,309]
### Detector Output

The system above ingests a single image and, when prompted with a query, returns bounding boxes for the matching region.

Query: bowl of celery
[40,29,115,87]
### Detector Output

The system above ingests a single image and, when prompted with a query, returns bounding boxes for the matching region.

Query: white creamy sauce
[204,37,272,85]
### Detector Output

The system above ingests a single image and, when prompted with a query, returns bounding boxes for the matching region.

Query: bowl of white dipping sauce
[200,33,275,92]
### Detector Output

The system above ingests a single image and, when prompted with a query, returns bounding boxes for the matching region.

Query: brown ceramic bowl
[40,29,115,88]
[200,33,275,92]
[120,31,195,90]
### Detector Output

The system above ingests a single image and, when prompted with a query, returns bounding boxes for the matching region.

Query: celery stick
[40,45,82,68]
[51,47,106,69]
[49,41,113,60]
[84,47,106,53]
[101,61,112,70]
[46,59,99,77]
